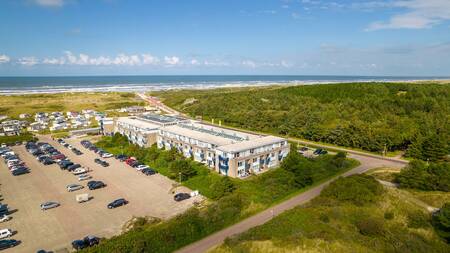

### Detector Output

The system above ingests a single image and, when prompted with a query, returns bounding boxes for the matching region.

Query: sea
[0,75,448,95]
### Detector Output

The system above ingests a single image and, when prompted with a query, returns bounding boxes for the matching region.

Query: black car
[0,239,19,250]
[100,161,109,167]
[94,158,102,164]
[42,158,54,165]
[141,168,156,176]
[12,167,29,176]
[87,181,106,190]
[71,236,99,250]
[107,198,128,209]
[115,154,128,161]
[174,193,191,202]
[67,164,81,171]
[59,161,74,170]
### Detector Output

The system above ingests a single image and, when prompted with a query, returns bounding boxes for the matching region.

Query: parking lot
[0,135,197,252]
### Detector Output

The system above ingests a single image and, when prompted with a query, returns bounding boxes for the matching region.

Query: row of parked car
[80,140,113,158]
[1,146,30,176]
[26,141,66,166]
[0,147,20,250]
[57,138,83,155]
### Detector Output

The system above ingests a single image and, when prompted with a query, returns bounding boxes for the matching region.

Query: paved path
[176,155,406,253]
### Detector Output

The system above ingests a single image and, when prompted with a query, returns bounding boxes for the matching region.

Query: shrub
[319,213,330,223]
[210,176,236,200]
[395,160,450,192]
[320,175,384,205]
[356,217,385,236]
[168,159,197,182]
[432,203,450,243]
[384,211,394,220]
[407,211,430,229]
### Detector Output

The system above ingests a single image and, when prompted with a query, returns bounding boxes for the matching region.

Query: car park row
[0,145,22,250]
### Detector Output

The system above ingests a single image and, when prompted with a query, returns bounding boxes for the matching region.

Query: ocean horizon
[0,75,448,95]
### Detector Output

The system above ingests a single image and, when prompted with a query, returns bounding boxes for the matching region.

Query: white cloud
[242,60,257,68]
[366,0,450,31]
[42,57,65,65]
[190,59,199,65]
[164,56,180,65]
[18,57,39,66]
[34,0,64,7]
[0,54,10,64]
[291,12,301,19]
[142,54,160,65]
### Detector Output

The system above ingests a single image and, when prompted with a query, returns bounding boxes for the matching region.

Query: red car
[52,154,66,160]
[125,158,136,166]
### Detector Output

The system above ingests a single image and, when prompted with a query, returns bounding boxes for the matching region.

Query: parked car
[67,184,84,192]
[59,160,74,170]
[78,174,92,181]
[71,235,99,250]
[42,158,54,165]
[72,168,87,175]
[141,168,156,176]
[174,193,191,202]
[12,167,29,176]
[115,154,128,161]
[0,205,9,216]
[76,193,90,203]
[0,239,19,250]
[0,229,12,239]
[67,164,81,171]
[101,153,113,158]
[0,215,10,223]
[135,165,149,171]
[107,198,128,209]
[87,181,105,190]
[40,201,60,211]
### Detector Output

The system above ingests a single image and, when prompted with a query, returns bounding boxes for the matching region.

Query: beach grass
[0,92,144,118]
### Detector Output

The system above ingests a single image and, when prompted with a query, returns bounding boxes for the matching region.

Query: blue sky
[0,0,450,76]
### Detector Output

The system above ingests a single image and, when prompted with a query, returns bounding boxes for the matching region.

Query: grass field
[0,92,144,118]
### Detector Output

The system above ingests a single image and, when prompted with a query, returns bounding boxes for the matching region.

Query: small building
[28,122,46,132]
[19,113,30,119]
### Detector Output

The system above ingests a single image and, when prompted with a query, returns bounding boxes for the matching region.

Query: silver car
[78,174,92,181]
[67,184,84,192]
[40,201,60,211]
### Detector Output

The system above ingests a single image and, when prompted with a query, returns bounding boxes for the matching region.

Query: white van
[0,229,12,239]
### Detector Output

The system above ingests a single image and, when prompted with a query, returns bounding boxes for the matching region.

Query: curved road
[136,93,409,253]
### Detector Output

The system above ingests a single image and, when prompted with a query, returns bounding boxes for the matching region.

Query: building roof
[138,113,187,125]
[117,117,160,131]
[216,136,286,153]
[160,122,260,147]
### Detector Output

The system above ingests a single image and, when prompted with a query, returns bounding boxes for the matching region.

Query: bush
[320,175,384,205]
[168,159,197,182]
[384,211,394,220]
[395,160,450,192]
[407,211,430,229]
[210,176,236,200]
[432,203,450,243]
[319,213,330,223]
[356,217,385,236]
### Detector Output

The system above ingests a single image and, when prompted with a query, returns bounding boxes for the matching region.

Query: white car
[78,174,92,181]
[101,153,113,158]
[72,168,87,175]
[136,165,149,171]
[67,184,84,192]
[0,229,12,239]
[40,201,60,211]
[0,215,10,223]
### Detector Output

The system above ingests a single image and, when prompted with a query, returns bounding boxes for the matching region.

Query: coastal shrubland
[156,82,450,161]
[395,160,450,192]
[213,175,450,253]
[83,134,358,252]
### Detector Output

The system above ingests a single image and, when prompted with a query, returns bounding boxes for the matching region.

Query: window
[250,149,254,154]
[238,161,243,167]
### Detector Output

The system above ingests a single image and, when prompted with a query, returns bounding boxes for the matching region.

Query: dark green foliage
[320,175,384,205]
[395,160,450,192]
[356,217,385,236]
[384,211,394,220]
[210,176,236,200]
[432,203,450,243]
[168,159,197,182]
[160,83,450,160]
[319,213,330,223]
[407,211,430,229]
[280,145,313,187]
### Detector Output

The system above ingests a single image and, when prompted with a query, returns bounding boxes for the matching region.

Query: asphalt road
[176,154,406,253]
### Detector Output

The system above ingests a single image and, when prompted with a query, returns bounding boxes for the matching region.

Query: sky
[0,0,450,76]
